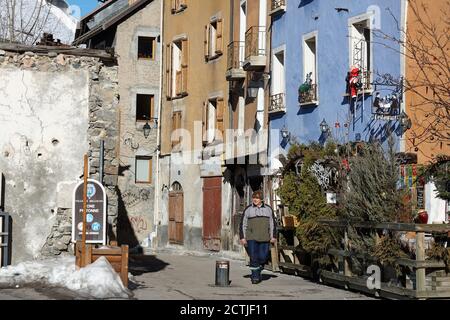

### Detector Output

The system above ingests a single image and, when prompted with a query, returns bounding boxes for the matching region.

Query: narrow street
[0,250,373,300]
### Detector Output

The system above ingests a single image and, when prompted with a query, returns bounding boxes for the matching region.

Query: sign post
[81,155,88,267]
[72,159,107,254]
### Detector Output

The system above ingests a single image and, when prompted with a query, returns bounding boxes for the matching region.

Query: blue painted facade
[269,0,406,157]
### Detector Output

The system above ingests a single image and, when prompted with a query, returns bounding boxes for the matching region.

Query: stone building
[0,45,119,262]
[73,0,162,250]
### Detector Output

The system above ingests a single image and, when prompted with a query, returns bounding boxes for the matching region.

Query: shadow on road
[243,274,278,281]
[128,254,170,276]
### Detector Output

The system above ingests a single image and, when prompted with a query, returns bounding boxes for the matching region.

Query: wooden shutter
[165,43,172,99]
[216,98,224,140]
[204,25,210,59]
[215,18,223,55]
[181,39,188,95]
[149,158,153,183]
[150,95,155,123]
[202,101,208,145]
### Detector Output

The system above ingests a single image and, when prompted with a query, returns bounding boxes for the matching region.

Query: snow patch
[0,256,131,299]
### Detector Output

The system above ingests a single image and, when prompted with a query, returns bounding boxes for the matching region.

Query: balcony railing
[243,26,267,71]
[299,84,318,105]
[245,26,266,59]
[270,0,286,15]
[227,41,245,70]
[269,93,286,114]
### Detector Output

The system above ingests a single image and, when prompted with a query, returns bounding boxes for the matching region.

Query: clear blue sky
[67,0,101,17]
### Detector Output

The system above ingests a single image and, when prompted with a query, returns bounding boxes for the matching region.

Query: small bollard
[215,260,230,287]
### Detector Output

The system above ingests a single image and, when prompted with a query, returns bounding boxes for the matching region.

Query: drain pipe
[99,139,104,185]
[153,0,164,249]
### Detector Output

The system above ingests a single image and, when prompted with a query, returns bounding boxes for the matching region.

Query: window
[136,157,152,184]
[166,39,188,99]
[136,94,154,122]
[171,111,182,149]
[204,18,223,61]
[138,37,155,60]
[300,33,318,104]
[202,98,224,145]
[350,18,372,89]
[271,49,285,96]
[171,0,187,14]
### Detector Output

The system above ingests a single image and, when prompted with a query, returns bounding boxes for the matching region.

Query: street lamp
[281,126,291,142]
[320,118,330,135]
[398,111,412,132]
[143,116,158,139]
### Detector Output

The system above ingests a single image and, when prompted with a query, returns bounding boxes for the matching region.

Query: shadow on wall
[116,188,141,251]
[298,0,314,8]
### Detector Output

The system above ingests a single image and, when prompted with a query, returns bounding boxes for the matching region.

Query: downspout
[153,0,164,249]
[400,0,408,153]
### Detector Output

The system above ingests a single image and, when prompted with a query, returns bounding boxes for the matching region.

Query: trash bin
[215,260,230,287]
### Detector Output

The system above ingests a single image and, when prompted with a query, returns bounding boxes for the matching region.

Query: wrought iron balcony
[226,41,246,81]
[298,84,318,105]
[269,93,286,114]
[270,0,286,16]
[243,26,267,71]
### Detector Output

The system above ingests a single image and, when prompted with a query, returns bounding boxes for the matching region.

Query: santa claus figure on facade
[346,66,363,99]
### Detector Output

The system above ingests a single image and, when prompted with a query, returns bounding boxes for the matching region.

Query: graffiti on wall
[122,189,151,209]
[130,215,148,234]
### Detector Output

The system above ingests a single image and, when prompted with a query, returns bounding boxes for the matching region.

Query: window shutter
[204,25,210,59]
[150,95,155,122]
[171,0,176,13]
[149,158,153,184]
[215,18,223,55]
[171,113,177,148]
[216,98,224,140]
[177,112,182,144]
[181,39,188,95]
[202,101,208,145]
[166,43,172,99]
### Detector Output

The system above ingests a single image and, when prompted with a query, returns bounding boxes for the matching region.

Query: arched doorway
[169,182,184,244]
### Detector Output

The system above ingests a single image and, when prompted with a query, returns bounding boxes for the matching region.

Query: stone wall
[0,48,120,261]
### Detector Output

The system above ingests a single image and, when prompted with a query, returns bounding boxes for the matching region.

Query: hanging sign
[72,179,107,244]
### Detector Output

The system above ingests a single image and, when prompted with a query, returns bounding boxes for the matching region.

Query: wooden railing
[273,219,450,299]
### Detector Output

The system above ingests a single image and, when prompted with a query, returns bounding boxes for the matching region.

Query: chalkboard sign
[72,179,107,244]
[416,186,425,209]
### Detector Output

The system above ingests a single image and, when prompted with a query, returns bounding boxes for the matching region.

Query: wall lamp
[320,118,331,135]
[398,111,412,132]
[143,116,159,139]
[281,126,291,142]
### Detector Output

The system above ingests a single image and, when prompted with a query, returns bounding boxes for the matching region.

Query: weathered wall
[160,0,231,251]
[115,0,161,250]
[0,50,119,262]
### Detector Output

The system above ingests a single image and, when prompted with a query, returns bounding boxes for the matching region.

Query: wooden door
[202,177,222,251]
[169,189,184,244]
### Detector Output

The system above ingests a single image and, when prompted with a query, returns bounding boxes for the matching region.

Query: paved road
[0,249,373,300]
[130,249,373,300]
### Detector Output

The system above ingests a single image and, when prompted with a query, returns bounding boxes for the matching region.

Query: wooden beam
[319,219,450,233]
[0,43,115,61]
[416,232,426,293]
